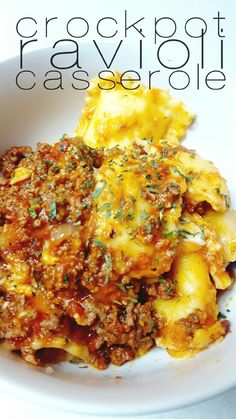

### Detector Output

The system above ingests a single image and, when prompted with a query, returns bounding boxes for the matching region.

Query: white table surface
[0,0,235,418]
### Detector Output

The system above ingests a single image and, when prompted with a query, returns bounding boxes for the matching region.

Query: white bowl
[0,45,235,416]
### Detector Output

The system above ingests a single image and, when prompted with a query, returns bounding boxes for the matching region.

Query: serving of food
[0,72,235,370]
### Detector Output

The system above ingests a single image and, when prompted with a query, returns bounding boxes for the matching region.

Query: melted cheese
[75,72,194,149]
[92,144,187,278]
[154,252,226,355]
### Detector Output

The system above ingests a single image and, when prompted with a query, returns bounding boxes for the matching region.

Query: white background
[0,0,236,418]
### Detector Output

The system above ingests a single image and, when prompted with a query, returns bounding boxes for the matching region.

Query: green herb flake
[173,166,193,183]
[146,223,152,234]
[27,207,37,219]
[93,238,106,253]
[105,210,111,219]
[160,148,168,159]
[224,195,230,208]
[66,162,77,171]
[114,209,124,219]
[45,160,54,166]
[60,144,67,152]
[218,312,227,320]
[146,185,159,194]
[93,181,106,199]
[125,297,138,303]
[113,299,122,306]
[104,275,109,285]
[180,215,190,224]
[104,253,113,271]
[59,134,67,142]
[49,200,57,221]
[84,180,93,188]
[156,172,162,180]
[117,283,127,292]
[33,250,42,257]
[98,203,112,212]
[167,286,175,296]
[51,166,60,174]
[140,210,148,220]
[25,152,32,159]
[63,272,70,284]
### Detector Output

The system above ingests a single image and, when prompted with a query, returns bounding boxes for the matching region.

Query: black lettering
[72,70,90,90]
[154,17,176,43]
[148,70,160,89]
[20,39,37,69]
[43,71,63,90]
[157,40,190,69]
[93,40,122,68]
[185,17,207,38]
[98,70,116,90]
[66,17,89,38]
[125,10,145,38]
[205,71,225,90]
[51,40,81,69]
[16,17,37,38]
[213,11,225,38]
[16,70,36,90]
[169,71,190,90]
[97,17,118,38]
[45,17,58,37]
[120,70,141,90]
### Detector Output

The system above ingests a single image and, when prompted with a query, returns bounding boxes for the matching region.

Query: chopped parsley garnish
[45,160,54,166]
[27,207,37,219]
[104,253,113,271]
[33,250,42,257]
[160,148,168,159]
[49,200,57,220]
[93,181,106,199]
[146,185,159,194]
[59,134,67,142]
[167,285,175,296]
[224,195,230,208]
[104,275,109,285]
[60,144,67,152]
[114,209,124,219]
[51,166,60,174]
[146,223,152,234]
[140,210,148,220]
[113,299,122,306]
[218,312,227,320]
[25,152,32,159]
[125,297,138,303]
[173,167,193,183]
[180,215,190,224]
[63,272,70,284]
[156,172,162,180]
[93,238,106,252]
[66,162,77,171]
[116,283,127,292]
[98,203,112,212]
[84,180,93,188]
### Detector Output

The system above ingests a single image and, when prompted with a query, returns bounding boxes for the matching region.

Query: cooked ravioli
[75,72,194,149]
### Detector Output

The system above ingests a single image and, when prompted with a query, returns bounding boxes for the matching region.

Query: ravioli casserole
[0,73,235,368]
